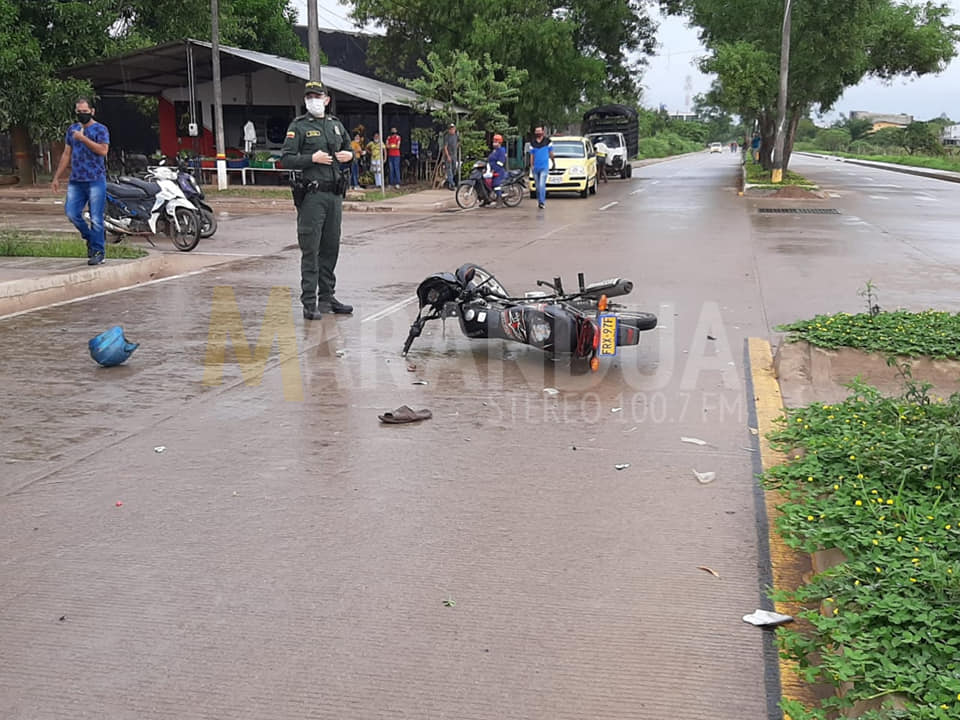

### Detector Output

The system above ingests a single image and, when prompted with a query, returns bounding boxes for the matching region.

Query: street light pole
[307,0,321,82]
[771,0,793,184]
[211,0,227,190]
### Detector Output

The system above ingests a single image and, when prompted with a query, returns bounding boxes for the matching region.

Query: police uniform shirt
[280,113,352,183]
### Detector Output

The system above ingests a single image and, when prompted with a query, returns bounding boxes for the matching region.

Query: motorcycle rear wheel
[169,207,201,252]
[502,183,524,207]
[455,182,479,209]
[198,207,217,238]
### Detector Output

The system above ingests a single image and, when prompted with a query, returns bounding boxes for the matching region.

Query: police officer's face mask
[305,96,327,118]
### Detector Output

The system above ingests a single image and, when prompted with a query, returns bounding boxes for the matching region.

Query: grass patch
[764,379,960,720]
[0,231,146,259]
[203,186,292,199]
[803,150,960,174]
[745,163,816,187]
[777,310,960,360]
[348,185,425,201]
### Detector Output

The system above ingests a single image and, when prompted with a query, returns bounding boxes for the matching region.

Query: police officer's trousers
[297,190,342,309]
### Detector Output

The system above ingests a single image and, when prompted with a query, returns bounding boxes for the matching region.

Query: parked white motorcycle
[95,171,202,251]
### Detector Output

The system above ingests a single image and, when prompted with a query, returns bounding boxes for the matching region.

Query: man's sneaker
[87,251,104,266]
[538,203,545,209]
[319,297,353,314]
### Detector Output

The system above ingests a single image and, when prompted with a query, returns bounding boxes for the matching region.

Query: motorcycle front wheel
[455,182,479,210]
[169,207,201,252]
[502,183,524,207]
[198,207,217,238]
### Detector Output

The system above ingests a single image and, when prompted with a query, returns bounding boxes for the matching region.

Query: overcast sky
[298,0,960,125]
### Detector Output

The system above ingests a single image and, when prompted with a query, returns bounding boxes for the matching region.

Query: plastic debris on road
[697,566,721,578]
[154,446,166,453]
[743,609,794,627]
[693,469,716,484]
[681,436,708,446]
[614,463,631,470]
[543,387,560,396]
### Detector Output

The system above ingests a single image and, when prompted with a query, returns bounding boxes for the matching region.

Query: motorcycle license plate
[548,175,564,184]
[599,314,618,356]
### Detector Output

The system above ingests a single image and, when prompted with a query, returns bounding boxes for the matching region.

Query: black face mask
[76,112,92,124]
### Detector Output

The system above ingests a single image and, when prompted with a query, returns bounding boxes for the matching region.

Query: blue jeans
[350,160,359,187]
[446,160,458,188]
[388,156,401,186]
[533,168,549,205]
[65,178,106,256]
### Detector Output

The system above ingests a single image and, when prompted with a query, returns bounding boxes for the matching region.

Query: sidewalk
[0,185,459,215]
[795,151,960,184]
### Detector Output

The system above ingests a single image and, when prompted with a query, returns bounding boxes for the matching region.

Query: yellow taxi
[529,135,599,198]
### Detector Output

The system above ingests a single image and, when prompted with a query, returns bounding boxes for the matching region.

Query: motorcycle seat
[118,176,161,195]
[106,181,150,198]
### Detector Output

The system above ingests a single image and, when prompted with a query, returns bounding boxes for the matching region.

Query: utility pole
[307,0,321,82]
[771,0,793,184]
[211,0,227,190]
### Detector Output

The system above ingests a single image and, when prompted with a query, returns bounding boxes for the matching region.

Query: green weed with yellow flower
[765,379,960,720]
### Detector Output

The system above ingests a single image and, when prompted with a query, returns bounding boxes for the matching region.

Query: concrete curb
[0,250,238,318]
[795,152,960,184]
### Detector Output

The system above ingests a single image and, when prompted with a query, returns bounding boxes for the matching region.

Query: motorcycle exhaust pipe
[104,217,128,235]
[582,278,633,299]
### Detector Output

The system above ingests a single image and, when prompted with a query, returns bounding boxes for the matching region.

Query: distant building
[942,124,960,146]
[667,111,700,123]
[850,111,913,132]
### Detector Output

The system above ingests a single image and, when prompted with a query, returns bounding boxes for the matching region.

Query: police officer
[281,80,355,318]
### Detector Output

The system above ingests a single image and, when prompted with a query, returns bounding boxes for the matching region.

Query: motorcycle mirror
[463,267,476,284]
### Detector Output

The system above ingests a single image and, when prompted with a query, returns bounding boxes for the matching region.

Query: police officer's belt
[300,179,338,194]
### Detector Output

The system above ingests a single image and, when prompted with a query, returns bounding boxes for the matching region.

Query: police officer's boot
[317,296,354,315]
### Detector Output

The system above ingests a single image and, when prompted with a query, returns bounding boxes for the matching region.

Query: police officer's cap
[304,80,327,97]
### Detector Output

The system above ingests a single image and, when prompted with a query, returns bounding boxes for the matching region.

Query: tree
[349,0,657,130]
[406,50,527,161]
[1,0,304,184]
[664,0,960,171]
[902,121,944,155]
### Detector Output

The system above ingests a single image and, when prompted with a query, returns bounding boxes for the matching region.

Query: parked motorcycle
[402,263,657,372]
[455,160,525,209]
[101,172,201,252]
[153,158,217,238]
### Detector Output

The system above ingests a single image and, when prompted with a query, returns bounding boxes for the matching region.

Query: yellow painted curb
[748,337,821,716]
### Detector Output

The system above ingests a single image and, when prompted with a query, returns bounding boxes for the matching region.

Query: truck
[582,104,639,179]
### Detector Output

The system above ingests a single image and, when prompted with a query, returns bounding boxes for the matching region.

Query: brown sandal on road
[378,405,433,424]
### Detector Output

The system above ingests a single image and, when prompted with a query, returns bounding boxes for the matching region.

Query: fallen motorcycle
[402,263,657,372]
[455,160,525,209]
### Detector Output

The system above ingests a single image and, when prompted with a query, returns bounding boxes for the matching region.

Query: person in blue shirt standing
[528,127,554,210]
[51,97,111,265]
[486,134,508,208]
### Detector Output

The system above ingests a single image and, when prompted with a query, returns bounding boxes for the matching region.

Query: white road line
[630,188,646,195]
[361,295,418,324]
[914,195,937,202]
[0,266,229,321]
[599,201,619,211]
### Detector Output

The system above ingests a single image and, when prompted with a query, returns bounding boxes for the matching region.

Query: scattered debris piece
[407,364,417,372]
[59,615,66,622]
[611,407,623,413]
[543,387,560,396]
[572,446,577,451]
[154,446,166,453]
[232,491,239,497]
[442,597,456,607]
[697,566,721,578]
[693,469,716,484]
[681,436,708,446]
[707,334,717,340]
[741,446,758,453]
[624,426,638,433]
[378,406,433,424]
[749,427,759,435]
[335,350,346,358]
[742,609,794,627]
[614,463,631,471]
[411,380,429,386]
[115,501,123,507]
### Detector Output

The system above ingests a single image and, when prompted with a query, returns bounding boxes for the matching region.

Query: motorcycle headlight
[530,320,552,344]
[569,166,585,177]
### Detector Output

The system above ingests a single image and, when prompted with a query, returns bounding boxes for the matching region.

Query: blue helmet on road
[89,326,139,367]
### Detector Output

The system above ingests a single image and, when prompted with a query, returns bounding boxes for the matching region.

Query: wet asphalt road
[2,152,959,719]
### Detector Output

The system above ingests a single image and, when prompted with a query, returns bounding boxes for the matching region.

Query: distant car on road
[709,142,723,153]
